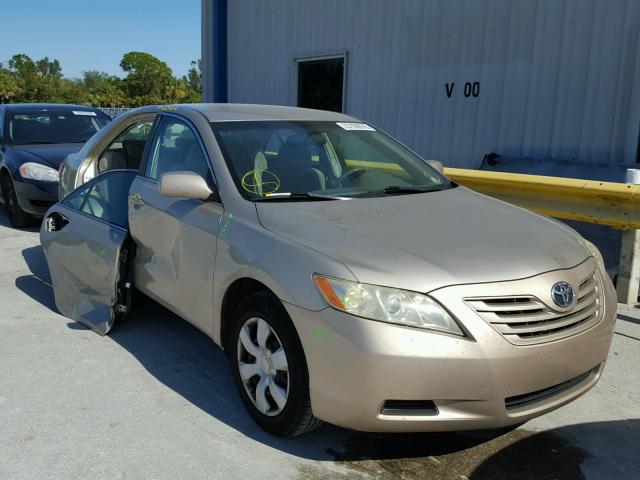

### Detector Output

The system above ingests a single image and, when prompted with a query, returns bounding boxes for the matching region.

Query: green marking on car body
[313,325,334,340]
[95,246,106,257]
[219,212,235,237]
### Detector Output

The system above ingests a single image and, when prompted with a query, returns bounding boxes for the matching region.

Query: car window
[61,181,93,210]
[0,109,4,144]
[145,117,211,182]
[79,171,137,228]
[7,110,110,145]
[335,132,412,180]
[211,121,450,199]
[98,121,153,173]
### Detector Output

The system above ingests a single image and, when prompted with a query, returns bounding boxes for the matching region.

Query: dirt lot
[0,210,638,480]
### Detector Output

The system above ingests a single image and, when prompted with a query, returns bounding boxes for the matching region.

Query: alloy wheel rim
[237,317,290,416]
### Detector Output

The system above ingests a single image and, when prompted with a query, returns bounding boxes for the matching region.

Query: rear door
[40,170,137,335]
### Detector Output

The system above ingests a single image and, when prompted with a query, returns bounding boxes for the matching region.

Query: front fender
[0,153,19,178]
[212,214,356,345]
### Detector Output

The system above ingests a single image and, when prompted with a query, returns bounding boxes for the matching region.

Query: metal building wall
[206,0,640,168]
[201,0,214,102]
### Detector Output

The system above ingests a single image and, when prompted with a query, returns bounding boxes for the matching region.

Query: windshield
[8,109,110,145]
[211,121,453,200]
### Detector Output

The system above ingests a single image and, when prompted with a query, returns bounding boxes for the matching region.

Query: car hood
[10,143,82,169]
[255,187,590,293]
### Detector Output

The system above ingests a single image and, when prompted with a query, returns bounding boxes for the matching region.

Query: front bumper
[287,258,616,432]
[13,179,58,216]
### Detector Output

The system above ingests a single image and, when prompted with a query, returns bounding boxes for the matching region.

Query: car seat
[98,150,127,172]
[270,135,326,193]
[122,139,146,170]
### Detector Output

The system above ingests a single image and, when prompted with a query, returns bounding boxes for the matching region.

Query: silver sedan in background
[44,104,616,437]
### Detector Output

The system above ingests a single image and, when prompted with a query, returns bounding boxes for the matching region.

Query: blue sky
[0,0,200,79]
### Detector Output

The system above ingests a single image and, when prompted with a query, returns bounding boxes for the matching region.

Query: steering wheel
[337,168,367,186]
[73,128,96,142]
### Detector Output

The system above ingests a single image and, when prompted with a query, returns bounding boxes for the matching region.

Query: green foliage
[0,52,201,106]
[183,60,201,94]
[0,68,22,103]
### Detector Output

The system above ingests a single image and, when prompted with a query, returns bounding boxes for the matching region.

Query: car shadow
[15,245,56,312]
[15,243,640,478]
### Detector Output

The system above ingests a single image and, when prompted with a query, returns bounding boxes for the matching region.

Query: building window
[297,56,345,113]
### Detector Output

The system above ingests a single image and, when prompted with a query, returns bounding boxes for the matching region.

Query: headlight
[313,275,464,336]
[582,239,606,273]
[19,162,59,182]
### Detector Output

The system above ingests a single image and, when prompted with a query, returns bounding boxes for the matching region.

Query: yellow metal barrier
[443,168,640,230]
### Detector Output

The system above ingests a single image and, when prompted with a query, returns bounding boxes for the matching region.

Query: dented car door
[128,115,221,334]
[40,170,137,335]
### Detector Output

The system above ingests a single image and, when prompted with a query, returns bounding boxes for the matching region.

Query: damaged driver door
[40,170,138,335]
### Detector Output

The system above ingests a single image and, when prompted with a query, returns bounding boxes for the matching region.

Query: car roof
[133,103,360,122]
[2,103,103,112]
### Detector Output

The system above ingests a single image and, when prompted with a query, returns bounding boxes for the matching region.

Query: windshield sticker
[72,110,97,116]
[336,122,375,131]
[241,170,281,195]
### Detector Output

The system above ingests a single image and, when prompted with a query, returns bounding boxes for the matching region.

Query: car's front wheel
[1,172,35,228]
[229,291,322,437]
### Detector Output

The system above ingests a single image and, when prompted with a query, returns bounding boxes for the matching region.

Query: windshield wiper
[15,141,56,145]
[254,192,348,202]
[360,184,455,197]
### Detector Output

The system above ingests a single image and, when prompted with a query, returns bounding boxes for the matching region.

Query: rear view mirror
[159,171,214,201]
[427,160,444,174]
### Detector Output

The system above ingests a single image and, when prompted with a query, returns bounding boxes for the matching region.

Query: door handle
[129,192,145,206]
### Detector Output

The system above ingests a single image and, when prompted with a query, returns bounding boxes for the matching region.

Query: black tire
[1,172,36,228]
[229,291,323,437]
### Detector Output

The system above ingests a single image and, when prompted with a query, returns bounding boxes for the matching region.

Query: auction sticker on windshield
[72,111,97,116]
[336,122,375,131]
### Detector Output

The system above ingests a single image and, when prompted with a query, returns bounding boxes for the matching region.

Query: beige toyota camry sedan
[42,104,616,437]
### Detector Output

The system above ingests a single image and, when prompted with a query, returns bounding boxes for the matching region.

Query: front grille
[466,270,602,345]
[505,366,599,410]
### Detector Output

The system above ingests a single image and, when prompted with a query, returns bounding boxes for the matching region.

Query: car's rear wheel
[229,291,322,437]
[1,172,35,228]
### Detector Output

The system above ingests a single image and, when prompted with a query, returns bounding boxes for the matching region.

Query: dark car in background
[0,104,111,227]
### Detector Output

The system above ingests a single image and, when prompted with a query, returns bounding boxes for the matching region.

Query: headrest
[122,139,146,163]
[276,134,315,169]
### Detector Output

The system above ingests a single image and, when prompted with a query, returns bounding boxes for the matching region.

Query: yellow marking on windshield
[241,170,281,194]
[345,159,404,172]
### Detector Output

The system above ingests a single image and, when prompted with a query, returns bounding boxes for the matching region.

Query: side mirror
[427,160,444,174]
[159,171,215,201]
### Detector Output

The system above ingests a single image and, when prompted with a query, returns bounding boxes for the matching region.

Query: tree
[0,68,22,103]
[183,59,201,93]
[8,54,37,79]
[8,54,38,101]
[36,57,63,78]
[120,51,174,105]
[81,71,126,106]
[7,53,65,102]
[2,51,198,106]
[182,59,202,103]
